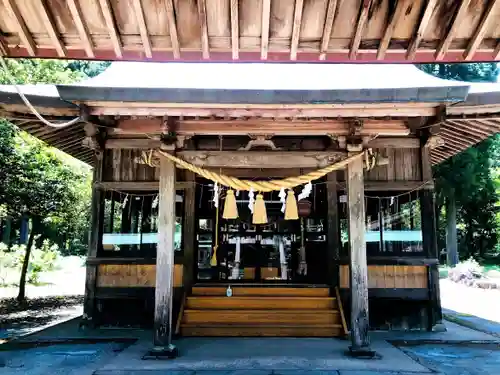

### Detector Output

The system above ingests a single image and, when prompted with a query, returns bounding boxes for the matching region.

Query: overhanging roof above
[0,63,499,167]
[2,0,500,63]
[58,63,469,104]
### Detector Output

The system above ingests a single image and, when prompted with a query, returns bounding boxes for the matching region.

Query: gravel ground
[0,257,85,340]
[440,278,500,324]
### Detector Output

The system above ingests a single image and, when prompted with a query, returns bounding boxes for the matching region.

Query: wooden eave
[2,0,500,63]
[0,85,499,168]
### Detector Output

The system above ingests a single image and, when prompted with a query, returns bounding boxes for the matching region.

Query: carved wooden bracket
[348,119,364,136]
[82,123,105,152]
[238,135,281,151]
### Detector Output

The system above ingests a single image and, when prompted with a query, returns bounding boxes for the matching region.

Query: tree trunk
[445,194,459,267]
[17,219,36,303]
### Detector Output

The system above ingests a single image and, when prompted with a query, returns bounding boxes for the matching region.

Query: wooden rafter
[435,0,472,60]
[464,0,499,60]
[261,0,271,60]
[230,0,239,60]
[3,0,36,56]
[349,0,372,60]
[67,0,94,57]
[448,119,491,137]
[164,0,180,59]
[406,0,438,60]
[290,0,304,60]
[98,0,123,58]
[441,136,471,149]
[441,128,482,144]
[377,0,408,60]
[440,131,474,147]
[0,33,8,56]
[443,122,485,141]
[471,118,500,132]
[319,0,338,60]
[38,0,66,57]
[132,0,152,58]
[197,0,210,59]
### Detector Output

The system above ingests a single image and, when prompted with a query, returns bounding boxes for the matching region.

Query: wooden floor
[180,285,346,337]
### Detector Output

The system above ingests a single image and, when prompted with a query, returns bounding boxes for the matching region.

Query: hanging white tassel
[122,194,129,207]
[279,187,286,213]
[298,181,312,201]
[152,194,159,209]
[248,188,255,213]
[212,182,219,208]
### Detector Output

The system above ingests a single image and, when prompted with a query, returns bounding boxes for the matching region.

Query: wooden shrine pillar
[183,171,196,291]
[420,143,445,331]
[82,152,104,327]
[346,153,373,356]
[327,171,340,287]
[153,156,178,356]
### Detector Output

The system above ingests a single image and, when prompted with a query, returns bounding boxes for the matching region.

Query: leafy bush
[0,240,61,286]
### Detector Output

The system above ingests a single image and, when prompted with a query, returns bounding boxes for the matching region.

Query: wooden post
[82,152,104,328]
[183,171,196,290]
[346,153,373,356]
[153,156,178,356]
[327,171,340,287]
[420,144,445,331]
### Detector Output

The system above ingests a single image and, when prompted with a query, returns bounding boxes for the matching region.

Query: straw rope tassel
[252,193,268,224]
[284,190,299,220]
[223,189,238,219]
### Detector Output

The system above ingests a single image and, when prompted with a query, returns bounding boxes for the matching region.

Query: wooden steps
[180,285,346,337]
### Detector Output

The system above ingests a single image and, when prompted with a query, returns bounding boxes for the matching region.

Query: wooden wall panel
[364,148,421,182]
[339,265,427,289]
[97,264,183,288]
[103,149,157,182]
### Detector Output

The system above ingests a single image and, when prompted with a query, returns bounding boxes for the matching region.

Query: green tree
[417,63,500,264]
[0,58,102,300]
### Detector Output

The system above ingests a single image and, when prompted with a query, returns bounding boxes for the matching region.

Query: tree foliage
[417,63,500,260]
[0,58,107,300]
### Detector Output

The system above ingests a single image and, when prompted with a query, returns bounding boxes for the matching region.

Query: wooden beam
[165,0,180,59]
[132,0,153,58]
[98,0,123,58]
[319,0,338,60]
[366,136,419,149]
[349,0,372,60]
[197,0,210,59]
[290,0,304,60]
[327,171,340,287]
[154,157,176,348]
[38,0,66,57]
[474,118,500,131]
[469,119,500,134]
[67,0,94,58]
[177,151,347,169]
[377,0,409,60]
[261,0,271,60]
[115,118,411,136]
[230,0,239,60]
[406,0,438,60]
[364,180,434,191]
[3,0,36,56]
[346,154,371,355]
[464,0,499,60]
[435,0,472,60]
[95,181,191,191]
[105,137,161,149]
[439,136,469,150]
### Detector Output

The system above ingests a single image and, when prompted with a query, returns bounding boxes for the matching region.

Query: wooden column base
[143,344,179,360]
[346,347,379,359]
